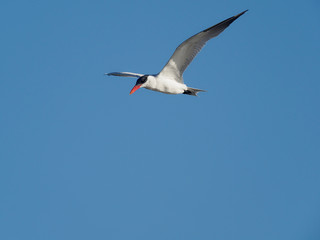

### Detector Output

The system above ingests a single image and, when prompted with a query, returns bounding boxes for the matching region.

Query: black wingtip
[202,9,248,33]
[235,10,249,18]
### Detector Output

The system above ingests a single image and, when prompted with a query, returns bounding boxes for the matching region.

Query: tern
[106,10,247,96]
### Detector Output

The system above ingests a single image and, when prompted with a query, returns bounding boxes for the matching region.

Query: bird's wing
[158,10,248,83]
[106,72,143,78]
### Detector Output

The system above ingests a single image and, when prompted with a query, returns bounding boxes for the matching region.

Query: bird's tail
[183,87,206,96]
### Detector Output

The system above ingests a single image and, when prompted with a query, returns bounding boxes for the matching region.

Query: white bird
[106,10,247,96]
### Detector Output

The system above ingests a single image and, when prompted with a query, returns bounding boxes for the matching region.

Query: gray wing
[158,10,248,82]
[106,72,143,78]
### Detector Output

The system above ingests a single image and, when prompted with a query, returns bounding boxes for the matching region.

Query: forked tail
[183,87,206,96]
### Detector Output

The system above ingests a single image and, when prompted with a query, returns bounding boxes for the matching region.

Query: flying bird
[106,10,247,96]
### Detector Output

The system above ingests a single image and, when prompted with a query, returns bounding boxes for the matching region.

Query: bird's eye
[139,76,147,84]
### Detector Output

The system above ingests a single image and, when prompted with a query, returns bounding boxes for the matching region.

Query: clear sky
[1,0,320,239]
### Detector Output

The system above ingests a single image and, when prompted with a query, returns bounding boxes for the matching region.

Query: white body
[143,75,187,94]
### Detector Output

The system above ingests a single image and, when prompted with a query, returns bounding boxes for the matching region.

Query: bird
[106,10,247,96]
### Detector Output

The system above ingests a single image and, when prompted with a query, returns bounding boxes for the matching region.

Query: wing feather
[106,72,143,78]
[158,10,248,83]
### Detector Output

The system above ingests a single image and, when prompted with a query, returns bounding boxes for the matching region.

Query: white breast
[144,75,187,94]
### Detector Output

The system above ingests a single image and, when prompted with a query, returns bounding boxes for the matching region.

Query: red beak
[129,84,141,95]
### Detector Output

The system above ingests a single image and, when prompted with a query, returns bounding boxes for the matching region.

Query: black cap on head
[136,75,148,85]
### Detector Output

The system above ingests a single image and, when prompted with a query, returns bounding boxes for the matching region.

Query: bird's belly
[146,80,186,94]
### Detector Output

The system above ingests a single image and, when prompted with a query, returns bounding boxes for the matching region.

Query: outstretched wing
[158,10,248,82]
[106,72,143,78]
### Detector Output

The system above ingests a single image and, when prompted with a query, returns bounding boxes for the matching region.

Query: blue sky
[1,0,320,239]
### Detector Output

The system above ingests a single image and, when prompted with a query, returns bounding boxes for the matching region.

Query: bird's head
[129,75,149,94]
